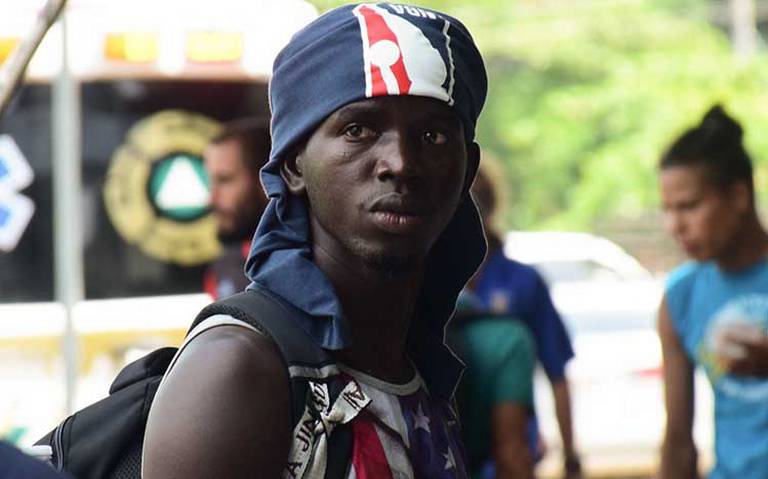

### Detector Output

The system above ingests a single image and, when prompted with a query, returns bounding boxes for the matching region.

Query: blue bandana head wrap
[245,2,487,399]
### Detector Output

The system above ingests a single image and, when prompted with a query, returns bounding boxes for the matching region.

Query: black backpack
[36,287,340,479]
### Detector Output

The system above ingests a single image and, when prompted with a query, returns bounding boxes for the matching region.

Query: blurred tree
[308,0,768,231]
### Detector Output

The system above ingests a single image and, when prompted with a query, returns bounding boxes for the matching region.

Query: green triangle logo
[149,154,210,221]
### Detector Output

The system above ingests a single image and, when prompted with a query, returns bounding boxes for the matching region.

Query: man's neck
[312,244,424,383]
[718,214,768,272]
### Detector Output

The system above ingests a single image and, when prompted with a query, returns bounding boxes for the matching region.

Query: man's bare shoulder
[143,323,291,479]
[179,323,287,377]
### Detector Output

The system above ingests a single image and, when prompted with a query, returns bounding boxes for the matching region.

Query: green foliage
[307,0,768,230]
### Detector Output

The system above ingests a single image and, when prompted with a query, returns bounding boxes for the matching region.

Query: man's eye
[423,130,448,145]
[343,124,376,139]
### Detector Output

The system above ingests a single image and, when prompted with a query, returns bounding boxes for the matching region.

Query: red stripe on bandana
[351,414,395,479]
[358,5,412,96]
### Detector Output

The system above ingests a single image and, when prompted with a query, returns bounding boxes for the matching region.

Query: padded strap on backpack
[192,286,335,370]
[192,287,356,479]
[191,286,341,426]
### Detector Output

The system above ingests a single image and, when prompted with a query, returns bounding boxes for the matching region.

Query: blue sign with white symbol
[0,134,35,252]
[0,205,10,228]
[0,193,34,252]
[0,135,32,192]
[0,158,9,182]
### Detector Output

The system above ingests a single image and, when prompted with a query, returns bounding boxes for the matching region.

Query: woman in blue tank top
[658,104,768,479]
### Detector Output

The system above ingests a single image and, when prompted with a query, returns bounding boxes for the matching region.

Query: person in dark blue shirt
[468,160,582,479]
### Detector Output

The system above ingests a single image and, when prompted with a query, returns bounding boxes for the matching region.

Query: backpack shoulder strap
[192,287,359,479]
[191,286,342,425]
[191,286,335,374]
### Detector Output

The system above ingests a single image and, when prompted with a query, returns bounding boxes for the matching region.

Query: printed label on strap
[283,380,371,479]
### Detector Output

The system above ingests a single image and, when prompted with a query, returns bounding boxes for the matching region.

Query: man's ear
[280,149,306,195]
[729,180,752,215]
[462,142,481,196]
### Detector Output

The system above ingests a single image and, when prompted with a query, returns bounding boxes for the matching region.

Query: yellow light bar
[186,31,243,63]
[104,33,159,63]
[0,37,21,65]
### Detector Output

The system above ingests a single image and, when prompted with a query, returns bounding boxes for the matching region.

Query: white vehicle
[504,231,714,477]
[0,0,317,446]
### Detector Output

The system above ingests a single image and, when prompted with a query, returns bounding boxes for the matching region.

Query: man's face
[660,165,745,261]
[283,96,476,277]
[204,138,267,242]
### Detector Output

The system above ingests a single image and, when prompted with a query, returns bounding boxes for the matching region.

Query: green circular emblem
[103,110,222,266]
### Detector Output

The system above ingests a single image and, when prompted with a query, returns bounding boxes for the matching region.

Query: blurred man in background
[658,105,768,479]
[468,160,583,479]
[203,117,270,299]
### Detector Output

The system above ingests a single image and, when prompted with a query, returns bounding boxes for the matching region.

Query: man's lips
[678,239,701,256]
[368,194,428,233]
[369,193,427,216]
[371,211,425,229]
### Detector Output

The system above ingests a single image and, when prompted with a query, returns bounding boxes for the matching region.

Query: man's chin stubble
[358,248,419,280]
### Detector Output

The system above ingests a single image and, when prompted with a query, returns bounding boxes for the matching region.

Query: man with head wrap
[143,3,487,478]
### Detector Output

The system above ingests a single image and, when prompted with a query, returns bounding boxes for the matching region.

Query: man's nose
[664,210,684,236]
[374,131,422,186]
[208,185,220,207]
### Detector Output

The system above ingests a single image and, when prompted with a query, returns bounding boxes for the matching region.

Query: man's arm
[658,296,699,479]
[529,271,581,478]
[492,403,533,479]
[550,378,581,479]
[719,332,768,377]
[142,325,291,479]
[489,321,538,479]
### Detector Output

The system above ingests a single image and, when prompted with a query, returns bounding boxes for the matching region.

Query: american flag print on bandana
[342,366,469,479]
[353,3,455,105]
